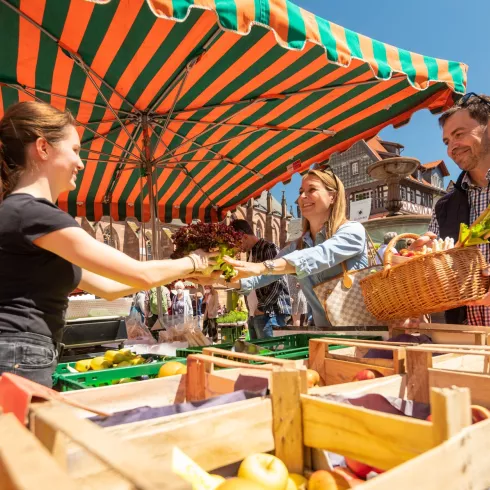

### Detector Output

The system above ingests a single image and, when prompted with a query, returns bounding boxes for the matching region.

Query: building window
[352,190,372,201]
[401,186,407,201]
[351,161,359,175]
[432,173,443,189]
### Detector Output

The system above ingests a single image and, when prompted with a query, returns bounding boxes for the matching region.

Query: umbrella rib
[148,27,222,116]
[157,99,261,160]
[166,77,405,116]
[156,129,259,163]
[148,61,192,161]
[102,123,143,206]
[169,120,335,135]
[74,61,143,155]
[151,121,263,176]
[0,0,139,114]
[181,167,218,208]
[5,83,136,116]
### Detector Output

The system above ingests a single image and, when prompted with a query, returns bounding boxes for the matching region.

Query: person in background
[411,93,490,325]
[375,232,397,265]
[0,101,213,386]
[171,281,193,316]
[195,291,203,328]
[236,294,248,313]
[287,275,308,328]
[230,220,291,339]
[194,166,367,329]
[147,285,171,329]
[203,286,220,342]
[132,290,146,324]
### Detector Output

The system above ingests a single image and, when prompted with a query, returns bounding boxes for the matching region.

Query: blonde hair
[296,168,348,250]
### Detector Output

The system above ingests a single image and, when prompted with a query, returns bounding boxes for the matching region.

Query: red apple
[426,414,432,421]
[352,369,383,382]
[345,457,384,479]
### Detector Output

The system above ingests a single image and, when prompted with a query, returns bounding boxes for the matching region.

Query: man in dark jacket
[231,220,291,339]
[413,93,490,324]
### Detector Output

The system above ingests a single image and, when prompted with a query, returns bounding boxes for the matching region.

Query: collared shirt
[240,221,368,327]
[247,239,291,316]
[429,173,490,325]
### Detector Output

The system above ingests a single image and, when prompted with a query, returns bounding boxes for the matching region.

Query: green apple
[238,453,289,490]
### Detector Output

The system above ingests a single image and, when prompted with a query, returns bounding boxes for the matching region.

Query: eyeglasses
[459,92,490,109]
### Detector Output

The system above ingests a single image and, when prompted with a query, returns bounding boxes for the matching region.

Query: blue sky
[271,0,490,214]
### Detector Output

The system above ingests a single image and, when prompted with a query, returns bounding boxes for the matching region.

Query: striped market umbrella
[0,0,467,229]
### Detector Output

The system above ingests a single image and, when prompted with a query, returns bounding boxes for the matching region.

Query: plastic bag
[158,315,211,347]
[125,309,156,344]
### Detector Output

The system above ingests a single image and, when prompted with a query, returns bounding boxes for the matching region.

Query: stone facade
[77,191,292,259]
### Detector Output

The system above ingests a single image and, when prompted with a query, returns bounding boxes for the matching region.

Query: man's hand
[467,268,490,306]
[409,232,437,252]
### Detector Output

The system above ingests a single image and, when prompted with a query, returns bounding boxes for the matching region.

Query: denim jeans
[250,313,288,339]
[0,332,58,387]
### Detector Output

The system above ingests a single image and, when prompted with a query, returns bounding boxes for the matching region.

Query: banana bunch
[74,348,145,372]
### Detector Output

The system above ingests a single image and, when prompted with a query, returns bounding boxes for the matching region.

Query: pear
[74,359,92,372]
[90,356,112,371]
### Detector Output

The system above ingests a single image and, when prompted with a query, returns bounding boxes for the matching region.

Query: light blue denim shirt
[240,221,368,327]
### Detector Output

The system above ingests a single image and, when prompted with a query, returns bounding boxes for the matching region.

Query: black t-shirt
[0,194,82,341]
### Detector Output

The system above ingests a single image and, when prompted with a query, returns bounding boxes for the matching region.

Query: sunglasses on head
[311,162,339,190]
[459,92,490,109]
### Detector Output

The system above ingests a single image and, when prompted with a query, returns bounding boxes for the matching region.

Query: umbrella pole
[142,116,164,325]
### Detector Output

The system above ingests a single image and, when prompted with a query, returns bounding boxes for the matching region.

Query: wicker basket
[359,233,489,320]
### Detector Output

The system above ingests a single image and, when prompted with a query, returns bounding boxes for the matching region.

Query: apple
[345,457,384,479]
[287,473,307,489]
[308,470,340,490]
[306,369,320,388]
[216,477,267,489]
[471,405,490,424]
[209,474,226,487]
[426,414,432,421]
[333,467,365,486]
[238,453,289,490]
[352,369,383,382]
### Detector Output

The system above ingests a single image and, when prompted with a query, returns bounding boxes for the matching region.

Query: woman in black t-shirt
[0,101,213,387]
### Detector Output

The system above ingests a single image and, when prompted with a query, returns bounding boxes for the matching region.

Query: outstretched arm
[35,227,213,294]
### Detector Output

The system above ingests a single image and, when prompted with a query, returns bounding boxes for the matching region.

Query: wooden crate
[27,368,490,490]
[60,348,298,417]
[308,336,490,388]
[390,322,490,346]
[309,338,411,386]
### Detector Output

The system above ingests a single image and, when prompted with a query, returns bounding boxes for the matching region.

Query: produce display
[176,451,370,490]
[459,214,490,246]
[217,310,248,324]
[171,222,244,281]
[73,348,145,372]
[397,237,455,258]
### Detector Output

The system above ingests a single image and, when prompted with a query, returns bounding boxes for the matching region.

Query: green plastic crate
[175,334,382,359]
[220,325,246,343]
[53,358,187,392]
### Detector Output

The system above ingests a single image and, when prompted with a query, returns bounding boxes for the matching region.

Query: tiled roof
[422,160,450,177]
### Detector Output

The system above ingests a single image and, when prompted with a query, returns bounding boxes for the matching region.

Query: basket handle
[384,233,420,270]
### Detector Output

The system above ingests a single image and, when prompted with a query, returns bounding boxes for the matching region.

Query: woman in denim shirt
[220,166,368,328]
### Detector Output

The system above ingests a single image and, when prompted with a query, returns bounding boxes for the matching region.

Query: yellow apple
[217,477,267,489]
[238,453,289,490]
[288,473,307,489]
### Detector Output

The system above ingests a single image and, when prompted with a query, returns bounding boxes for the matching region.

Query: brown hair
[296,168,348,250]
[0,101,76,199]
[439,93,490,128]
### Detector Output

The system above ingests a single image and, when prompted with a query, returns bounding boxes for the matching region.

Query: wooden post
[406,349,433,404]
[430,387,472,445]
[271,369,304,474]
[0,413,81,490]
[186,356,206,402]
[308,340,326,386]
[30,407,67,469]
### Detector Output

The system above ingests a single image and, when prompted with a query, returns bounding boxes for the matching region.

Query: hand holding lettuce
[171,223,244,281]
